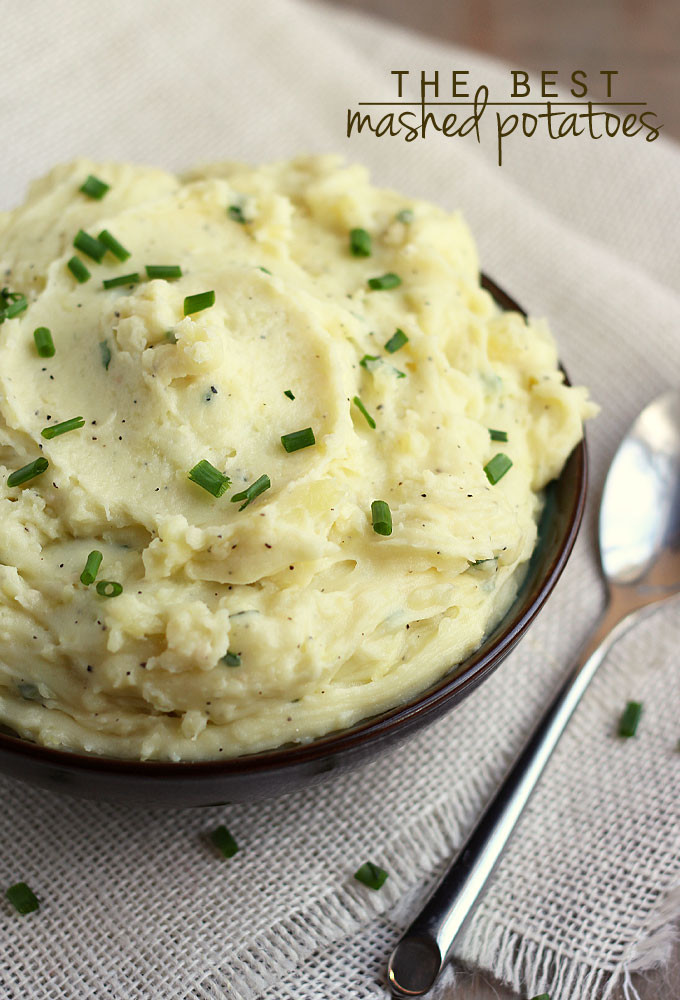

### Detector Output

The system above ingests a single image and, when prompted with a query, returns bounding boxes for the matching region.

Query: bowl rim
[0,274,588,778]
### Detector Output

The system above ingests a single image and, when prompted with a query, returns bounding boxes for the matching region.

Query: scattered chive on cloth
[1,2,679,998]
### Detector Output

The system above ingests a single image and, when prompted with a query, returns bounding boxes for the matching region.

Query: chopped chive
[165,329,177,343]
[6,882,39,915]
[18,683,40,701]
[618,701,642,738]
[146,265,182,280]
[73,230,107,262]
[99,340,112,370]
[7,458,49,488]
[359,354,381,370]
[96,580,123,598]
[103,272,140,289]
[396,208,413,223]
[484,453,512,485]
[184,290,215,316]
[79,174,110,199]
[368,272,401,290]
[354,862,388,890]
[67,256,91,283]
[41,416,85,440]
[80,550,103,586]
[284,389,295,400]
[211,824,239,859]
[371,500,392,536]
[231,474,271,511]
[258,266,271,275]
[188,459,231,497]
[489,429,508,442]
[222,652,241,667]
[98,229,131,261]
[384,328,408,353]
[0,290,28,321]
[528,996,550,1000]
[227,204,247,223]
[349,227,371,257]
[353,396,376,429]
[281,427,315,453]
[34,327,55,357]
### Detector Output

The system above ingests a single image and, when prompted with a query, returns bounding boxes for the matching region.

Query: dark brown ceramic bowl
[0,276,587,807]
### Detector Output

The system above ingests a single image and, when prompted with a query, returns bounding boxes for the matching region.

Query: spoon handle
[387,603,637,998]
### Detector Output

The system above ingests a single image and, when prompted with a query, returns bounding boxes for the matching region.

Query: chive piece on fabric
[231,474,271,511]
[618,701,643,738]
[188,459,231,498]
[96,581,123,598]
[281,428,315,453]
[396,208,413,223]
[184,290,215,315]
[73,230,107,262]
[489,429,508,442]
[222,652,241,667]
[353,396,376,429]
[484,453,512,485]
[227,205,247,223]
[145,265,182,280]
[211,825,239,859]
[384,329,408,354]
[7,458,49,488]
[99,340,112,370]
[41,417,85,440]
[98,229,131,261]
[67,257,91,283]
[354,862,388,890]
[6,883,39,915]
[103,272,140,289]
[368,272,401,290]
[371,500,392,536]
[284,389,295,400]
[80,175,110,199]
[34,327,55,358]
[80,550,103,586]
[349,228,371,257]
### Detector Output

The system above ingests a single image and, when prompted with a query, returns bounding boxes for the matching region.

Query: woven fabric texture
[0,2,679,999]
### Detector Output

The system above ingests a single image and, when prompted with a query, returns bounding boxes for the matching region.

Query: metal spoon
[388,390,680,997]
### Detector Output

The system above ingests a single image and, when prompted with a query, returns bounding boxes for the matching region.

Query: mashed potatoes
[0,156,594,760]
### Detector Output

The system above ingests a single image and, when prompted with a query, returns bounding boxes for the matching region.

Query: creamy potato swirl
[0,156,595,759]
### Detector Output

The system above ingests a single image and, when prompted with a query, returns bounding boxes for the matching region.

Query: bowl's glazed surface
[0,276,587,807]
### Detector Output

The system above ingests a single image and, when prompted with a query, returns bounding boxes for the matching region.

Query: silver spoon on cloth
[387,390,680,997]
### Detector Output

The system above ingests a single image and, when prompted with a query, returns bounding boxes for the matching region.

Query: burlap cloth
[1,2,679,998]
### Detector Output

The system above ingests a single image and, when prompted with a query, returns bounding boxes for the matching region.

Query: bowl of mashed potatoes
[0,156,593,805]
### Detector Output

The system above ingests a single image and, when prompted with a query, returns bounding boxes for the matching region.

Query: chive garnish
[80,550,103,586]
[618,701,642,738]
[353,862,388,890]
[484,453,512,485]
[281,427,315,453]
[528,995,550,1000]
[284,389,295,400]
[67,257,91,283]
[7,458,48,488]
[384,329,408,353]
[99,340,112,370]
[103,272,140,289]
[98,229,130,261]
[371,500,392,536]
[222,652,241,667]
[258,266,271,275]
[34,327,55,357]
[146,265,182,280]
[396,209,413,223]
[96,580,123,598]
[368,272,401,290]
[184,290,215,315]
[227,205,247,223]
[188,459,231,497]
[79,174,109,199]
[231,474,271,511]
[359,354,380,370]
[211,825,239,859]
[6,882,39,915]
[489,429,508,442]
[353,396,376,429]
[0,289,28,322]
[73,230,107,262]
[349,227,371,257]
[41,416,85,440]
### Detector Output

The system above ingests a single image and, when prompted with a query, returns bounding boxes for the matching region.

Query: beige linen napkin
[1,2,679,999]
